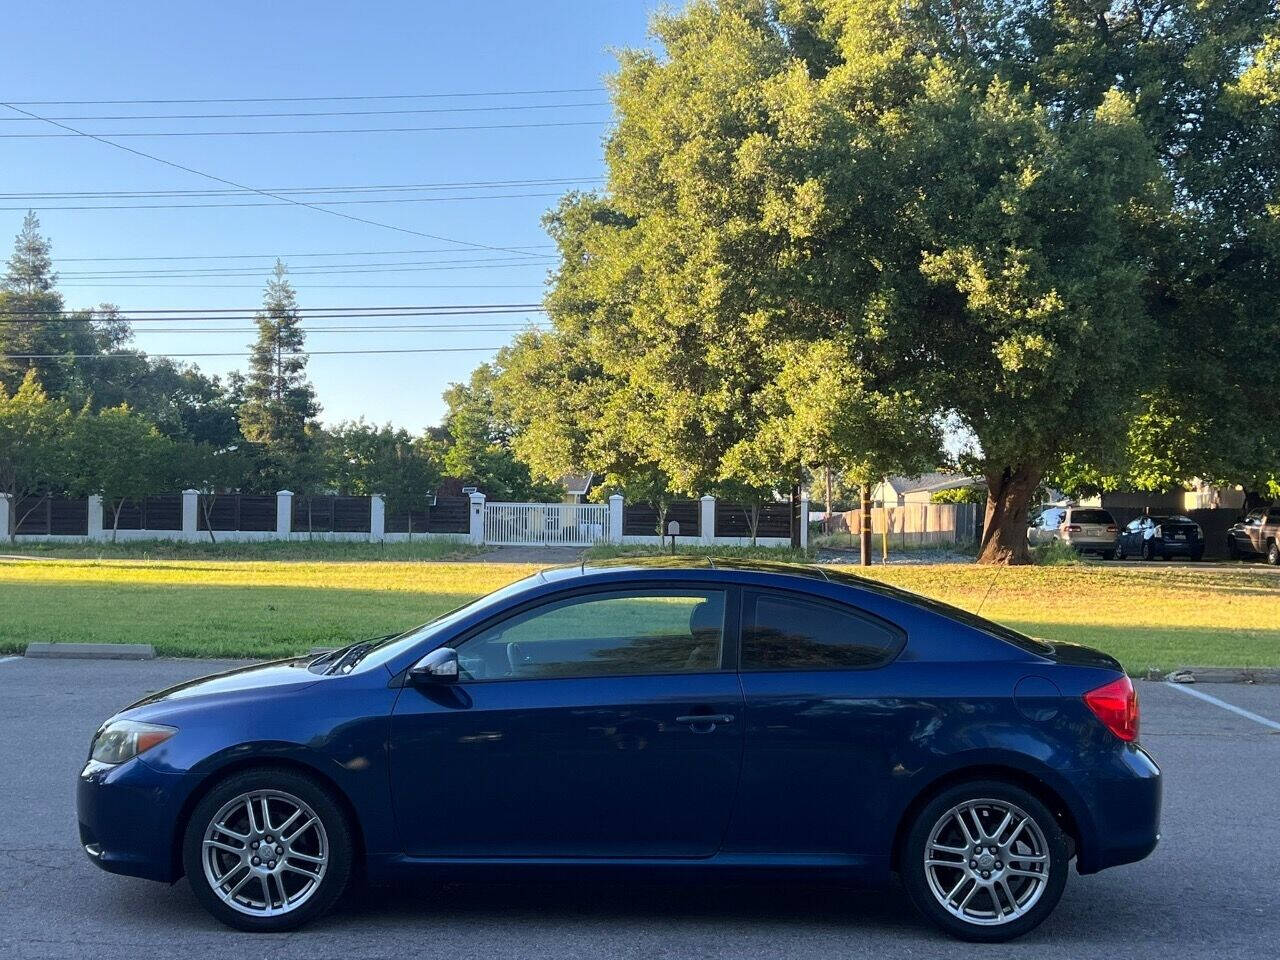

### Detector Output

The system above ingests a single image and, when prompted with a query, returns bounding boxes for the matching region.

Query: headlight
[90,720,177,765]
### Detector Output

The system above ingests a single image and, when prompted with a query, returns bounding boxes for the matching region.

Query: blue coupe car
[78,559,1160,941]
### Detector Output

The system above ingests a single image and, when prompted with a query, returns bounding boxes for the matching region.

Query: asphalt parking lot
[2,657,1277,960]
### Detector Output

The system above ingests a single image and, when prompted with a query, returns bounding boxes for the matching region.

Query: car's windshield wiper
[322,635,395,675]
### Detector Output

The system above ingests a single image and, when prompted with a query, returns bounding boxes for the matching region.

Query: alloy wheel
[200,789,329,917]
[923,798,1051,927]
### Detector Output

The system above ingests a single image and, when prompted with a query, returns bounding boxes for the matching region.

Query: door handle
[675,713,735,728]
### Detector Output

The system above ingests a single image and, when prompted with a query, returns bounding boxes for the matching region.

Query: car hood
[123,657,321,711]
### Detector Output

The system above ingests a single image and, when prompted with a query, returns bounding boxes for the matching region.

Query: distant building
[872,472,983,506]
[560,472,596,504]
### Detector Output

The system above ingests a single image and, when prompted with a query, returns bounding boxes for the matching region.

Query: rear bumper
[1075,744,1162,874]
[1063,537,1117,554]
[77,757,190,883]
[1156,538,1203,556]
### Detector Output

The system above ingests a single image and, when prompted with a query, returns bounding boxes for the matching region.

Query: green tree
[237,261,320,491]
[440,364,562,501]
[514,0,1280,565]
[0,370,71,541]
[324,419,441,534]
[70,405,177,541]
[0,212,102,400]
[179,442,251,543]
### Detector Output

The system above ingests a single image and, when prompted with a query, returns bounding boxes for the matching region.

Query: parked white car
[1028,505,1120,559]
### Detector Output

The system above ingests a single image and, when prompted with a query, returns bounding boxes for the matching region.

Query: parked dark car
[1226,506,1280,564]
[1116,514,1204,561]
[78,559,1160,942]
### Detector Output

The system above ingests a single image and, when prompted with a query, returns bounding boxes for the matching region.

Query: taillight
[1084,676,1139,742]
[1106,525,1117,533]
[1064,524,1082,532]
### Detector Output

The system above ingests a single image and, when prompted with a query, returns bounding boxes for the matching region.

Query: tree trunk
[790,484,801,549]
[202,496,218,544]
[977,466,1043,565]
[746,504,760,546]
[111,500,124,544]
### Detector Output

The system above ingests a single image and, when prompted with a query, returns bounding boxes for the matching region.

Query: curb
[1145,666,1280,685]
[24,642,155,661]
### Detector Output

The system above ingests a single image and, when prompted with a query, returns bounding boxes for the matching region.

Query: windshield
[344,573,546,673]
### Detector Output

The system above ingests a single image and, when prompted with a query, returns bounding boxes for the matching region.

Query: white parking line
[1165,681,1280,731]
[0,656,21,666]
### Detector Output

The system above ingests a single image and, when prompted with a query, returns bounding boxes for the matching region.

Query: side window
[741,592,903,671]
[455,589,725,681]
[1267,509,1280,523]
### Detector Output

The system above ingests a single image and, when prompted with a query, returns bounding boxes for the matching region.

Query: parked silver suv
[1028,505,1120,559]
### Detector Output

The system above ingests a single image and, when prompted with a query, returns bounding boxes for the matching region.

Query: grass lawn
[0,554,1275,670]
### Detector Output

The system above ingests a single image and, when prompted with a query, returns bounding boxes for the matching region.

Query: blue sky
[3,1,659,428]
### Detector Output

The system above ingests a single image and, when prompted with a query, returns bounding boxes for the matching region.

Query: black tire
[1114,541,1124,561]
[902,780,1069,943]
[1101,549,1115,561]
[1268,541,1280,567]
[182,767,353,932]
[1227,538,1240,561]
[1142,540,1157,561]
[1189,549,1204,563]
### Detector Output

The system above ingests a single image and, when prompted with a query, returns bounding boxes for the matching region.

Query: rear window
[1151,515,1193,525]
[1069,509,1113,524]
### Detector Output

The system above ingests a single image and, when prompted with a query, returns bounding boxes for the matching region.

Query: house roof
[880,472,982,495]
[560,471,595,495]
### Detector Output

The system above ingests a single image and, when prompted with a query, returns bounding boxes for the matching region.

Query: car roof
[538,556,902,603]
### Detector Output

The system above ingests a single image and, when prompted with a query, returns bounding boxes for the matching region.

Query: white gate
[483,502,609,547]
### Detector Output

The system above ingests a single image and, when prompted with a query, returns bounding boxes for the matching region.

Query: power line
[5,88,605,106]
[0,120,608,138]
[60,256,557,278]
[50,245,555,263]
[4,177,599,199]
[109,323,546,334]
[0,190,568,212]
[0,102,549,258]
[1,302,549,319]
[2,346,508,359]
[0,102,609,121]
[56,283,546,289]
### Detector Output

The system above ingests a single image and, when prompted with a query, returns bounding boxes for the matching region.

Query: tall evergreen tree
[237,261,320,490]
[0,211,79,398]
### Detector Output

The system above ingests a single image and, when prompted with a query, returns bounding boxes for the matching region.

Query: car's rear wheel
[1227,538,1240,560]
[1101,549,1115,561]
[182,767,353,932]
[1268,541,1280,566]
[1142,541,1158,561]
[902,780,1068,942]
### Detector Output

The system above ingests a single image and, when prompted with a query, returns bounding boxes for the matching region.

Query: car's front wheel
[1268,541,1280,566]
[182,767,353,932]
[902,781,1069,942]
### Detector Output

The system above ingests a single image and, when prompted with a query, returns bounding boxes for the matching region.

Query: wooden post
[860,483,872,567]
[791,483,802,549]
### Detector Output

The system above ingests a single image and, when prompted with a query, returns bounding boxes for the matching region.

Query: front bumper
[1075,744,1162,874]
[77,757,191,883]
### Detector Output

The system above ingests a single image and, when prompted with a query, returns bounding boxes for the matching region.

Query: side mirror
[410,647,459,683]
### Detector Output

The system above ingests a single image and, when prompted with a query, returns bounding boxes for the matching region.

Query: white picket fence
[483,502,610,547]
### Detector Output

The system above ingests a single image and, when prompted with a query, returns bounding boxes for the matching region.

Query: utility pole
[860,483,872,567]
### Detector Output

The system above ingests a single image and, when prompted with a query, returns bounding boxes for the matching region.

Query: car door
[1123,518,1143,552]
[727,588,908,857]
[389,585,745,859]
